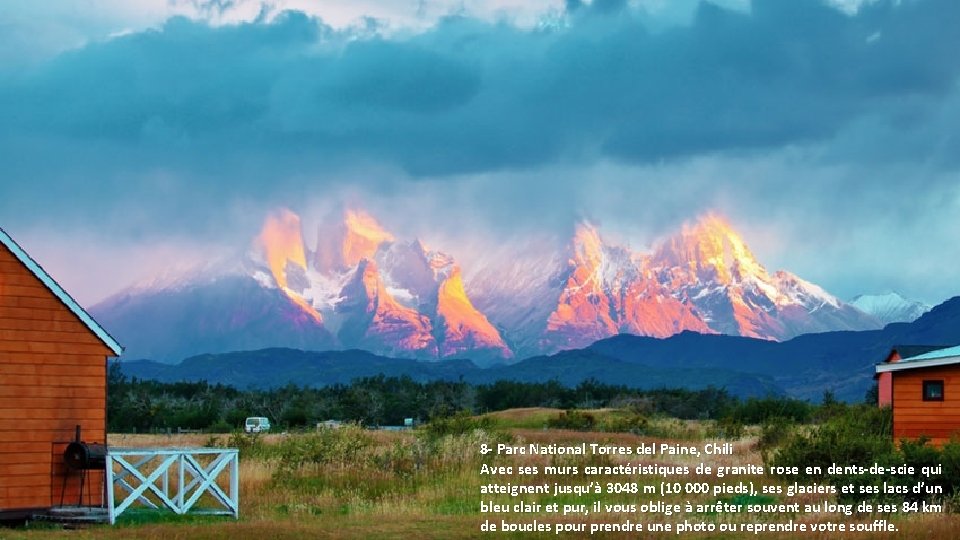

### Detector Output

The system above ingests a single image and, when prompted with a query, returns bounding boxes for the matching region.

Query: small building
[0,228,122,520]
[875,345,960,445]
[875,345,950,407]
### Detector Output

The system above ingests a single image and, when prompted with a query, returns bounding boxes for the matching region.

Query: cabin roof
[876,344,960,374]
[888,345,952,361]
[0,227,122,356]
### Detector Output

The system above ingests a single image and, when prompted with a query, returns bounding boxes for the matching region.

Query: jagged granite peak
[371,239,511,360]
[336,258,437,357]
[850,292,932,325]
[646,213,877,340]
[650,212,767,286]
[91,208,885,363]
[257,207,308,288]
[541,222,620,350]
[533,213,881,351]
[255,207,322,322]
[374,239,448,304]
[435,266,513,359]
[300,208,510,361]
[314,208,395,274]
[540,220,711,351]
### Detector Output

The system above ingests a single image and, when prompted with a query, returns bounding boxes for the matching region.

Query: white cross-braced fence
[104,447,239,524]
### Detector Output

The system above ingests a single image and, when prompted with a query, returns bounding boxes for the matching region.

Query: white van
[244,417,271,433]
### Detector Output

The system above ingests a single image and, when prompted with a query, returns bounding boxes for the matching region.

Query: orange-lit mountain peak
[341,209,394,267]
[437,266,472,310]
[257,208,307,290]
[338,258,437,355]
[436,267,512,358]
[256,208,322,323]
[352,258,415,313]
[690,211,733,230]
[654,212,765,283]
[677,212,739,246]
[570,220,604,267]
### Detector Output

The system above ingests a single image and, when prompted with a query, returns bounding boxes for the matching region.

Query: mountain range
[120,295,960,401]
[93,209,899,364]
[849,292,931,325]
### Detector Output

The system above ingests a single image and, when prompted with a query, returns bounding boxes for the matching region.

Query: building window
[923,380,944,401]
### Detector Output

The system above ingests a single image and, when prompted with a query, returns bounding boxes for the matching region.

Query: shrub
[275,424,370,477]
[371,439,424,477]
[767,405,914,504]
[208,420,233,433]
[599,412,648,434]
[757,417,794,452]
[939,438,960,500]
[220,430,272,459]
[609,395,654,416]
[714,416,745,440]
[423,410,495,439]
[732,396,813,424]
[547,410,596,431]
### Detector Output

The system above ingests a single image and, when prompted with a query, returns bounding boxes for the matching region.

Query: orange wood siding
[892,364,960,445]
[0,243,111,512]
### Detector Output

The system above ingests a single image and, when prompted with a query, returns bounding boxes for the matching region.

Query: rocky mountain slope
[92,210,883,363]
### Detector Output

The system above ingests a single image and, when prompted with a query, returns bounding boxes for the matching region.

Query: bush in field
[424,410,495,438]
[757,417,795,452]
[731,396,813,424]
[938,440,960,510]
[599,412,648,434]
[768,406,893,470]
[371,439,426,477]
[764,405,951,504]
[547,410,596,431]
[217,430,272,459]
[714,416,745,440]
[940,440,960,487]
[608,395,654,416]
[275,424,371,476]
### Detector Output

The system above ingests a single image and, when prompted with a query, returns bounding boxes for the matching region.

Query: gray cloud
[3,1,959,175]
[1,0,960,305]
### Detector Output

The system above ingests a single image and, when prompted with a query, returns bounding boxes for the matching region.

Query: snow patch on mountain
[850,292,931,324]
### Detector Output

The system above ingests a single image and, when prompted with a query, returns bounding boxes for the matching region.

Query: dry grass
[3,415,960,539]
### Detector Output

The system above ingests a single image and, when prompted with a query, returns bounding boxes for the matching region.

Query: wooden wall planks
[0,242,111,511]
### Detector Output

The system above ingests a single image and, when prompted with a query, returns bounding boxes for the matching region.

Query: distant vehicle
[244,417,271,434]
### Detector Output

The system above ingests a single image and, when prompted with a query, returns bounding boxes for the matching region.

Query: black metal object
[59,425,106,508]
[64,442,107,471]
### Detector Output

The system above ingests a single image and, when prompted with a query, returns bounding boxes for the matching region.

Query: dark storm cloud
[2,0,959,180]
[2,0,960,308]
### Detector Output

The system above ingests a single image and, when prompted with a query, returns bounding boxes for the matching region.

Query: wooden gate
[104,447,239,524]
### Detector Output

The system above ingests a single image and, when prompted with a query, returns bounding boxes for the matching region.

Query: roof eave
[875,356,960,374]
[0,228,123,356]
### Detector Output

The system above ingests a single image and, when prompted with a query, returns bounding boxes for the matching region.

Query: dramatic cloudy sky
[1,0,959,306]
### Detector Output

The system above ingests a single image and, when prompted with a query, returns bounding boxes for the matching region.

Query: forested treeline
[106,362,838,432]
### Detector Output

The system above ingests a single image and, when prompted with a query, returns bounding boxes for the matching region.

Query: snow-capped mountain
[91,209,884,363]
[93,208,512,364]
[850,292,931,325]
[646,214,879,341]
[538,222,710,351]
[470,214,882,355]
[254,208,513,363]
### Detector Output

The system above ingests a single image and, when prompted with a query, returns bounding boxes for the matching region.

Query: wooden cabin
[0,228,122,520]
[876,345,960,445]
[875,345,950,407]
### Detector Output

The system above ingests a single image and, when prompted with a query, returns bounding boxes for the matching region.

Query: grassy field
[3,409,960,539]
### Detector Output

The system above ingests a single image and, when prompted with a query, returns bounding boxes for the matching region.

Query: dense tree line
[106,362,828,432]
